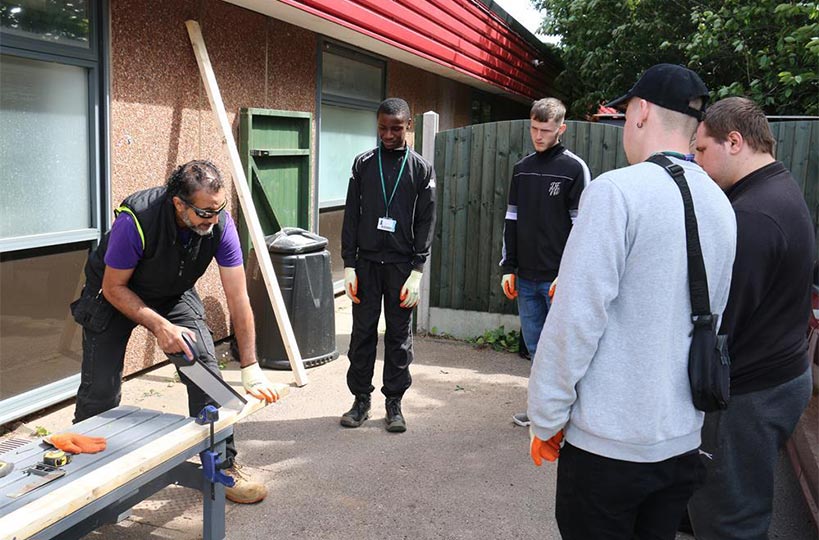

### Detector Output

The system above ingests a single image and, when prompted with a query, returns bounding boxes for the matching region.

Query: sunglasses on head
[181,197,227,219]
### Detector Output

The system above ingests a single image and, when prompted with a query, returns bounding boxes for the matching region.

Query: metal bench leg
[202,439,227,540]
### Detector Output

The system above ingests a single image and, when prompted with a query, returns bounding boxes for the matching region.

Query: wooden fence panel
[430,119,819,313]
[488,121,513,314]
[477,122,497,312]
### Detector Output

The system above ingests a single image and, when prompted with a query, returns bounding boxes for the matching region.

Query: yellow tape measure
[43,449,72,468]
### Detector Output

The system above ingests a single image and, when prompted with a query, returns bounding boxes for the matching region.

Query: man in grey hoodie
[527,64,737,539]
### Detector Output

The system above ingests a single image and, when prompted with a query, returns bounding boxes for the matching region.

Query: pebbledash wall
[107,0,547,376]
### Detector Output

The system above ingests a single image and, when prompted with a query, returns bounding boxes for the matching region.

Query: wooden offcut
[185,20,308,386]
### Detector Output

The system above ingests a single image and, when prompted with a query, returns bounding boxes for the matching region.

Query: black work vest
[84,187,225,303]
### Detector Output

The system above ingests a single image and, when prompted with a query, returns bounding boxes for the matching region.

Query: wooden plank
[620,128,629,169]
[788,121,811,192]
[800,122,819,255]
[0,400,265,539]
[477,122,497,313]
[438,130,457,308]
[562,120,578,153]
[463,124,483,311]
[774,122,796,167]
[185,20,307,385]
[574,121,592,176]
[430,133,447,309]
[601,124,619,174]
[450,127,471,309]
[488,121,512,315]
[587,123,605,178]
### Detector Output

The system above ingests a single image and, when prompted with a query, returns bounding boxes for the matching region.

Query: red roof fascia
[395,0,546,86]
[276,0,546,98]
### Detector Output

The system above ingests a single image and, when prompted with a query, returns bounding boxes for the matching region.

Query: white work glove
[400,270,423,308]
[344,267,360,304]
[241,363,287,403]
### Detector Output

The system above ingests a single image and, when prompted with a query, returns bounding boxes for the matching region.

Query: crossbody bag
[647,154,730,412]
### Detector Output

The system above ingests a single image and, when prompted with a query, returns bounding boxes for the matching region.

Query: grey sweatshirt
[528,157,736,463]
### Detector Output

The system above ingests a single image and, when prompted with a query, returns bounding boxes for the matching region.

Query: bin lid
[265,227,328,254]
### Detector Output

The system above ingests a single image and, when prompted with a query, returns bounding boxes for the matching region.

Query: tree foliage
[534,0,819,117]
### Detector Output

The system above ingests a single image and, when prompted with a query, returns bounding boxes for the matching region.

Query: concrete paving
[3,296,816,539]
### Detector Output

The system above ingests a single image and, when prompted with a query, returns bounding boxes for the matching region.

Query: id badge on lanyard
[377,145,409,234]
[377,217,397,232]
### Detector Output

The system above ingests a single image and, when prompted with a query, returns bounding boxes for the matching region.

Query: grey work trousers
[688,367,812,540]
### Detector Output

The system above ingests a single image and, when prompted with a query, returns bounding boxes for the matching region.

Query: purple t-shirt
[104,211,244,269]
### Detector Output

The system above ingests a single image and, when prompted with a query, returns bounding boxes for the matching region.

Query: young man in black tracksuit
[688,97,816,539]
[340,98,436,433]
[500,98,590,427]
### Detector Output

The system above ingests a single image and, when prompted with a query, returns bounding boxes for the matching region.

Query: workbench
[0,402,262,540]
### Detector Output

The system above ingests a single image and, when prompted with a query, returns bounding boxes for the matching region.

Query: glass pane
[0,54,91,239]
[0,245,86,400]
[0,0,89,47]
[319,105,377,205]
[322,51,383,103]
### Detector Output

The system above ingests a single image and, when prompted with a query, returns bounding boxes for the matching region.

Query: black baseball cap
[605,63,709,120]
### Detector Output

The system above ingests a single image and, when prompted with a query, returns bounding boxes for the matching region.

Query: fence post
[418,111,439,333]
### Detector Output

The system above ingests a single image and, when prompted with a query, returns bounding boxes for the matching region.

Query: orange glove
[530,429,563,466]
[548,277,558,300]
[47,433,107,454]
[502,274,518,300]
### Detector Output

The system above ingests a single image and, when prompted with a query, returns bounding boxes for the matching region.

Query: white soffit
[222,0,528,100]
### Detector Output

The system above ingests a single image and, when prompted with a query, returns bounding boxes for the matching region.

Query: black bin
[246,227,338,370]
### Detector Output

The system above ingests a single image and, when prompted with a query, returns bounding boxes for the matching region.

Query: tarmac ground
[2,296,816,539]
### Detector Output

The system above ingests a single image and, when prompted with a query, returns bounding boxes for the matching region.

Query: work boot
[224,462,267,504]
[385,397,406,433]
[340,394,371,427]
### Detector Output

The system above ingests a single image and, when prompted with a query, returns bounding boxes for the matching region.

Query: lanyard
[378,145,409,217]
[657,151,695,162]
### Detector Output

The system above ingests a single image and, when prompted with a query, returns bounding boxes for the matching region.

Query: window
[1,0,90,48]
[318,42,385,209]
[0,0,106,424]
[1,55,92,239]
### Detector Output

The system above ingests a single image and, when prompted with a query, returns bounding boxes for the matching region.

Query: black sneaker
[340,394,371,428]
[385,397,407,433]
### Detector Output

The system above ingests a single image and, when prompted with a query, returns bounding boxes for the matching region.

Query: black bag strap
[646,154,713,327]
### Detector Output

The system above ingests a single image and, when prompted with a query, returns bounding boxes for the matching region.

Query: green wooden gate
[430,119,819,314]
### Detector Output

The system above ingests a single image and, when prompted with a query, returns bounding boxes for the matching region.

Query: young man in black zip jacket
[500,98,590,427]
[340,98,436,432]
[688,97,815,540]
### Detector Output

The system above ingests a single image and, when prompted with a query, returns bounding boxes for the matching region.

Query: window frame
[0,0,106,254]
[0,0,109,423]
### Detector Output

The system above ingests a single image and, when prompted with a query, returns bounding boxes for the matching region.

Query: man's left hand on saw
[241,363,288,403]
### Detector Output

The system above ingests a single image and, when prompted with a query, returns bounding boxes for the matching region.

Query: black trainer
[340,394,371,428]
[385,397,406,433]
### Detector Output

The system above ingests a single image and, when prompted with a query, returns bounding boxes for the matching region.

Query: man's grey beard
[181,212,214,236]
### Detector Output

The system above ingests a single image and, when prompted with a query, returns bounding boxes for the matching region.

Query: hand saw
[169,333,247,412]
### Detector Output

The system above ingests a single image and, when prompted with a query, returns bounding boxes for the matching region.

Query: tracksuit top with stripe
[501,144,591,282]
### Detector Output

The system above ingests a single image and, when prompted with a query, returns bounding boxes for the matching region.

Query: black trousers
[347,259,414,399]
[73,288,237,466]
[555,442,705,540]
